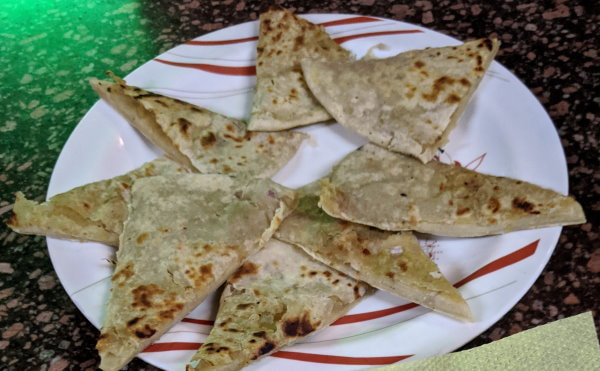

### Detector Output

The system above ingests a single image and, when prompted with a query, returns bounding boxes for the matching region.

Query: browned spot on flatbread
[237,303,252,310]
[134,92,161,99]
[134,324,156,339]
[127,316,144,327]
[422,76,457,102]
[7,213,18,227]
[112,262,134,282]
[82,202,90,209]
[488,218,497,224]
[386,271,395,279]
[479,38,493,50]
[187,264,214,286]
[456,207,470,216]
[160,302,184,319]
[294,35,304,50]
[459,78,472,87]
[209,158,219,164]
[224,133,245,143]
[397,261,408,272]
[200,131,217,148]
[177,118,192,138]
[512,197,540,214]
[136,232,149,244]
[414,60,425,68]
[132,284,164,309]
[445,93,461,104]
[229,262,259,283]
[222,165,233,173]
[362,248,371,255]
[353,285,361,299]
[283,312,320,337]
[144,163,156,176]
[252,342,275,359]
[225,124,234,132]
[487,197,500,213]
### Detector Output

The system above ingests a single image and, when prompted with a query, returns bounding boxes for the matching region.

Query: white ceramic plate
[46,14,567,370]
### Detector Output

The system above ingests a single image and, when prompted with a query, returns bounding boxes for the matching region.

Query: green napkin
[380,312,599,370]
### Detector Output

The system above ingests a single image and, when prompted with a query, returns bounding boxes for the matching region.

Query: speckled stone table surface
[0,1,597,370]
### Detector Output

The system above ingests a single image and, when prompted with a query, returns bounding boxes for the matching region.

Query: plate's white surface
[46,14,567,370]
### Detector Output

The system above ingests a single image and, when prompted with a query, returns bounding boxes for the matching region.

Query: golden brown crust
[187,240,369,370]
[320,144,586,237]
[6,158,186,246]
[248,8,352,131]
[91,74,307,178]
[302,38,500,163]
[97,175,296,371]
[276,182,471,321]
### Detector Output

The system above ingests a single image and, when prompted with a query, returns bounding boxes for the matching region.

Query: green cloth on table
[380,312,599,370]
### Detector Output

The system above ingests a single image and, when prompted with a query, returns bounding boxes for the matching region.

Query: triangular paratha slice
[7,157,187,246]
[276,182,471,321]
[97,174,296,371]
[187,239,370,371]
[247,7,353,131]
[90,74,307,178]
[320,144,586,237]
[302,38,500,163]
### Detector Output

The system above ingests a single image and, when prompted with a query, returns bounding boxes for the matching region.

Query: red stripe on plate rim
[143,342,412,365]
[153,59,256,76]
[184,16,381,45]
[334,29,423,44]
[160,29,422,76]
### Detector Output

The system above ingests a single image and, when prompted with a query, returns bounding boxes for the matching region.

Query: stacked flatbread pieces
[5,7,587,371]
[91,73,307,178]
[248,7,352,131]
[302,38,500,162]
[97,174,295,371]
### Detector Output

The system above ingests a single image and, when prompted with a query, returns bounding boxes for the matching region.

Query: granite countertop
[0,1,597,370]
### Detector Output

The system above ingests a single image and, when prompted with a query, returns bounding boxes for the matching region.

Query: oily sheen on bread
[320,144,586,237]
[302,38,500,163]
[90,73,307,178]
[247,7,352,131]
[187,239,370,371]
[97,174,295,371]
[276,182,471,321]
[7,157,187,246]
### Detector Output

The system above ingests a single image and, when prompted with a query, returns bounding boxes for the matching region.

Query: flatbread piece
[90,74,307,178]
[276,182,471,321]
[7,157,186,246]
[320,144,586,237]
[187,239,370,370]
[302,38,500,162]
[248,7,352,131]
[97,174,296,371]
